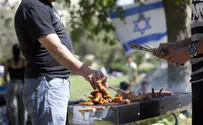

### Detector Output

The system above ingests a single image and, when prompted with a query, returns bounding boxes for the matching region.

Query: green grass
[137,114,191,125]
[69,75,128,100]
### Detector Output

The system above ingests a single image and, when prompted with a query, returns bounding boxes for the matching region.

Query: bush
[0,58,6,65]
[109,63,127,74]
[138,67,154,73]
[138,63,155,73]
[82,58,93,66]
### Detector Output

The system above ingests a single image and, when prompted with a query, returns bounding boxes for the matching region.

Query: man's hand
[81,64,109,89]
[154,42,191,66]
[154,42,177,59]
[164,47,191,66]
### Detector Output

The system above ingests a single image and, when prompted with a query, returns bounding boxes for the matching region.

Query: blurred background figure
[120,81,131,92]
[136,80,149,94]
[0,62,4,77]
[3,44,27,125]
[115,81,130,97]
[126,57,138,85]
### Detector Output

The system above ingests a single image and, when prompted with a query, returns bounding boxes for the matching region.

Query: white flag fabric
[110,0,167,55]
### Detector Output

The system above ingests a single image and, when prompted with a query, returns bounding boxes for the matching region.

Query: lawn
[137,114,191,125]
[69,75,128,100]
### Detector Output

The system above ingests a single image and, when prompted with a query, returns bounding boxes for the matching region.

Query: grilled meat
[79,77,130,105]
[123,88,173,102]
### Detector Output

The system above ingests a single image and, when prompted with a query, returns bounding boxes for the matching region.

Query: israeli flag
[110,0,167,55]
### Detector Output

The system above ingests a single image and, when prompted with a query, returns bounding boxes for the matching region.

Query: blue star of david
[133,15,151,35]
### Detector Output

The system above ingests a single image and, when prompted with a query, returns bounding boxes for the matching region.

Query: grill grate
[68,93,192,125]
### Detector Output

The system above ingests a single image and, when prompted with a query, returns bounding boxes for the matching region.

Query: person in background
[126,57,138,85]
[0,62,4,77]
[136,80,149,94]
[114,81,130,97]
[3,44,28,125]
[120,81,131,92]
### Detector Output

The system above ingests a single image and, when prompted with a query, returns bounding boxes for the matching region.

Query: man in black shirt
[14,0,108,124]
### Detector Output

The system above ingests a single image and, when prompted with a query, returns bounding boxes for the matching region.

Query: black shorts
[192,81,203,125]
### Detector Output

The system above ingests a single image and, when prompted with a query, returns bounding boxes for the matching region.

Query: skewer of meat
[79,77,131,105]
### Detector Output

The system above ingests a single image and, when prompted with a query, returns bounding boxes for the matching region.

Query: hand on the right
[153,42,177,60]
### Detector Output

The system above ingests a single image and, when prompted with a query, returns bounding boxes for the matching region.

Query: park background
[0,0,192,125]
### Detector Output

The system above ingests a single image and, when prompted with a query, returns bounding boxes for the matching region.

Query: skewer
[108,86,127,96]
[129,44,155,53]
[143,44,154,50]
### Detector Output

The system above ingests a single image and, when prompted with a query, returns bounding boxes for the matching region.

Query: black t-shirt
[8,59,25,80]
[14,0,73,79]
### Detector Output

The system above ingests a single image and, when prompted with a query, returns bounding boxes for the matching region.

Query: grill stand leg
[172,113,178,125]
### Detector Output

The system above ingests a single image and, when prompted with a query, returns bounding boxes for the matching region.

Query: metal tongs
[130,44,184,66]
[108,86,127,96]
[129,44,156,53]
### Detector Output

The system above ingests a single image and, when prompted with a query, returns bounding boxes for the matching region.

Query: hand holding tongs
[130,44,184,65]
[129,44,156,53]
[129,43,168,56]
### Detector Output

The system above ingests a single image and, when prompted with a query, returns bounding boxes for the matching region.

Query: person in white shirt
[0,63,4,77]
[126,57,138,84]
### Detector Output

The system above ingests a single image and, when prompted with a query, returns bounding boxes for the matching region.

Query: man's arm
[175,38,191,48]
[39,34,106,89]
[39,34,88,77]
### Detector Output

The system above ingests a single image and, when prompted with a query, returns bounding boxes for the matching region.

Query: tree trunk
[163,0,191,92]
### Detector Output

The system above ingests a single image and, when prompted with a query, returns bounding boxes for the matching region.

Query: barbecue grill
[67,93,191,125]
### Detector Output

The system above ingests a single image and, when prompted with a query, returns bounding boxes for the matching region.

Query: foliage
[138,66,154,73]
[137,113,191,125]
[0,77,3,86]
[0,58,6,65]
[0,2,19,59]
[82,58,93,66]
[109,63,127,74]
[60,0,118,44]
[72,37,114,63]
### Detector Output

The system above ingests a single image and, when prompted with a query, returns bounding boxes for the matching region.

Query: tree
[0,5,18,59]
[59,0,120,44]
[163,0,191,91]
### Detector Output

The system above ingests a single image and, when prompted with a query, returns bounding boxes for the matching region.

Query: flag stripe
[122,44,129,52]
[123,32,167,47]
[110,1,163,19]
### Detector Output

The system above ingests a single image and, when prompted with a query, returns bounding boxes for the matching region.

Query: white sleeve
[131,62,137,70]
